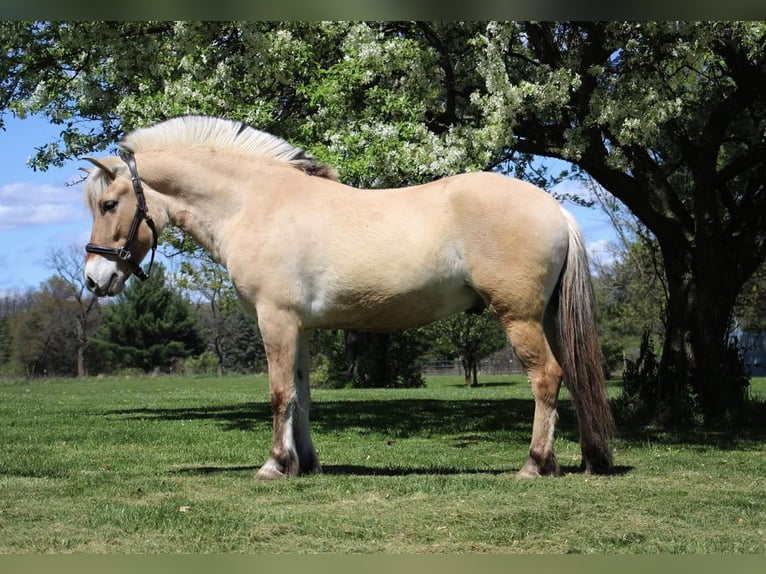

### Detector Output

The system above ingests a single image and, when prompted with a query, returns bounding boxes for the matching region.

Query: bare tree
[46,246,101,376]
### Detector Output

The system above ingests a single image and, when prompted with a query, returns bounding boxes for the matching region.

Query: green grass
[1,375,764,553]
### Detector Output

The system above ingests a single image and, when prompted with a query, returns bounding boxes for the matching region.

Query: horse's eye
[101,200,118,213]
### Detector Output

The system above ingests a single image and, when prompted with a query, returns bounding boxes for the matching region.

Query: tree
[9,277,93,376]
[473,22,766,424]
[734,261,766,332]
[177,255,235,376]
[218,306,268,374]
[177,254,267,375]
[588,205,677,414]
[312,329,427,388]
[4,22,764,423]
[589,187,668,373]
[0,289,32,376]
[45,246,101,376]
[0,316,14,373]
[424,310,508,387]
[347,330,428,388]
[10,291,55,376]
[93,263,205,373]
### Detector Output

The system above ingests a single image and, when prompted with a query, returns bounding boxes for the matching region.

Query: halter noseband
[85,150,159,281]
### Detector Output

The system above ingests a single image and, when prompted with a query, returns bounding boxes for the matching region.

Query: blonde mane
[83,116,337,210]
[120,115,337,179]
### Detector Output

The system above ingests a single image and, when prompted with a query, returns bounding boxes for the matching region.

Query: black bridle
[85,150,159,281]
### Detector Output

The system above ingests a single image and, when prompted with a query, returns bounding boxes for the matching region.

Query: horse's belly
[304,280,482,332]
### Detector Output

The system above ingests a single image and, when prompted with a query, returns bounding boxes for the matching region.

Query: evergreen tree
[220,306,267,374]
[93,264,205,373]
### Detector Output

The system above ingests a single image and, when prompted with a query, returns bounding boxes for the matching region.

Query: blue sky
[0,114,93,295]
[0,114,617,295]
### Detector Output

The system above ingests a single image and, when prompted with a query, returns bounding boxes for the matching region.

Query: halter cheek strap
[85,150,159,281]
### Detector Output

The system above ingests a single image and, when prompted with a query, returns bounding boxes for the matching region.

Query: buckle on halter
[133,267,149,281]
[117,248,132,261]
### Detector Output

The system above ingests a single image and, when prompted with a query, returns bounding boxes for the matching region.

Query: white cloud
[550,178,599,203]
[0,181,88,230]
[587,238,615,264]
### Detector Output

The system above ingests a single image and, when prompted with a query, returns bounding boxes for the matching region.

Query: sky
[0,114,93,295]
[0,114,617,296]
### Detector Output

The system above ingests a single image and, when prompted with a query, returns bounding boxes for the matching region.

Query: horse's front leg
[255,312,320,479]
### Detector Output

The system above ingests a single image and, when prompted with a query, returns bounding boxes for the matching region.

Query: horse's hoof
[581,458,614,475]
[516,467,541,479]
[255,460,287,480]
[516,458,543,479]
[517,455,561,479]
[255,468,285,480]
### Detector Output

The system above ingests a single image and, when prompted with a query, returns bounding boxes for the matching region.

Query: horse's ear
[82,157,116,180]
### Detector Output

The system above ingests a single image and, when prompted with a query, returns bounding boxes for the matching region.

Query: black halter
[85,150,159,281]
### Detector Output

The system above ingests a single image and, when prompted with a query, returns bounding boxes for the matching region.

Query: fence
[422,345,524,377]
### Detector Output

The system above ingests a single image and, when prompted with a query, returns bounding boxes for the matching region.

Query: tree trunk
[657,236,751,425]
[75,318,87,377]
[213,335,225,377]
[461,356,472,387]
[656,254,694,424]
[76,345,87,377]
[461,357,479,387]
[688,239,750,423]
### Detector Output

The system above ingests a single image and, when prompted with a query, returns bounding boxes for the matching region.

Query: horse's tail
[555,206,614,474]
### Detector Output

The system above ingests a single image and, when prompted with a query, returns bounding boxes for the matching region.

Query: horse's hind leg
[504,318,564,478]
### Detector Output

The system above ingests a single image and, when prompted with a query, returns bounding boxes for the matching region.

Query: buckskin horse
[82,115,614,479]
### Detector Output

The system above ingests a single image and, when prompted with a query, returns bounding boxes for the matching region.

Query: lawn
[0,374,764,553]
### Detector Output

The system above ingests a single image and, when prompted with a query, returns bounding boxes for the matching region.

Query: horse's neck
[138,152,241,263]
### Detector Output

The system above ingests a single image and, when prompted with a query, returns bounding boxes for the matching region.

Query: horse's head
[82,153,158,296]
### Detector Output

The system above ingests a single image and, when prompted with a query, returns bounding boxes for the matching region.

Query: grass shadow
[103,397,548,440]
[103,402,273,433]
[170,464,513,477]
[168,462,634,478]
[321,464,512,476]
[314,397,540,439]
[442,379,526,389]
[171,465,260,475]
[102,392,766,454]
[611,398,766,450]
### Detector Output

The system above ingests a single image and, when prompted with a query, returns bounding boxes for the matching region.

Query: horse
[82,115,614,479]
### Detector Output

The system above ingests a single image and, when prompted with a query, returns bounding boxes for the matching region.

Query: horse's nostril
[85,275,98,293]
